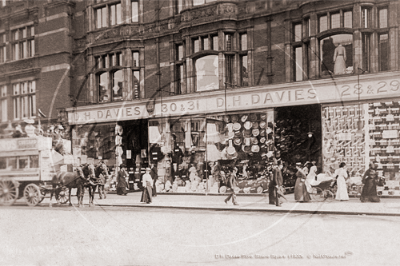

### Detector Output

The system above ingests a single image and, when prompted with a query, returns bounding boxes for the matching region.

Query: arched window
[195,55,219,91]
[320,34,353,76]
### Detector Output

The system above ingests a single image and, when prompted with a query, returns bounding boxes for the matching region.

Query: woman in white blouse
[334,162,349,201]
[140,168,153,204]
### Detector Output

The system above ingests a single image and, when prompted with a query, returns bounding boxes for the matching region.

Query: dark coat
[117,170,128,188]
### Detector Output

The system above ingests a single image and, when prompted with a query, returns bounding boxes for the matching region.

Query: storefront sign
[0,138,38,152]
[67,73,400,124]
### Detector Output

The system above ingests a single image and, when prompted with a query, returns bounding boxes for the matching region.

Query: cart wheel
[256,186,263,194]
[24,184,41,206]
[219,186,227,193]
[58,187,69,204]
[0,180,19,206]
[311,187,325,202]
[37,187,46,204]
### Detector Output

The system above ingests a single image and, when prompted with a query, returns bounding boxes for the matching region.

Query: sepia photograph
[0,0,400,265]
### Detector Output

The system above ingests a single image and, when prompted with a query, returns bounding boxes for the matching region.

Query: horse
[94,161,111,199]
[50,166,86,207]
[80,163,97,207]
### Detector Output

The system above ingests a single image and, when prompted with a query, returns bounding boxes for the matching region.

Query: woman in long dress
[334,162,349,201]
[117,164,128,196]
[333,43,347,75]
[294,163,311,202]
[140,168,153,204]
[360,162,380,203]
[305,161,317,193]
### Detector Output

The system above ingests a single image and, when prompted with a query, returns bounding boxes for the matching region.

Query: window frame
[0,84,7,122]
[11,25,35,61]
[0,33,6,63]
[12,80,36,121]
[175,43,185,95]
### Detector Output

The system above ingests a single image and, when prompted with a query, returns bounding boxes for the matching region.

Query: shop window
[11,25,35,60]
[331,12,340,29]
[225,33,233,51]
[379,8,388,28]
[240,33,247,51]
[212,35,218,51]
[195,55,219,91]
[175,0,183,14]
[193,0,217,6]
[294,46,303,81]
[12,81,36,120]
[379,34,389,71]
[225,55,234,87]
[112,70,124,101]
[132,0,139,22]
[0,33,6,63]
[0,85,6,122]
[361,7,371,28]
[320,34,353,76]
[240,55,248,87]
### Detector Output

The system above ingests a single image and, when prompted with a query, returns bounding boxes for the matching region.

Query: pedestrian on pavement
[303,161,310,176]
[305,161,318,193]
[116,164,128,196]
[150,163,158,197]
[140,167,153,204]
[360,162,381,203]
[269,158,283,207]
[334,162,349,201]
[294,162,311,202]
[224,168,239,205]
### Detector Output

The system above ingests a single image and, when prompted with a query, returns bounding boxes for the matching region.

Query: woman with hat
[294,162,311,202]
[117,164,128,196]
[305,161,318,193]
[140,167,153,203]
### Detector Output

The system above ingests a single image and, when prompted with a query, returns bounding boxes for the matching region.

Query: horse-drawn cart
[0,136,67,206]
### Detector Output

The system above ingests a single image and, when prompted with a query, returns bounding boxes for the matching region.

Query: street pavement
[36,190,400,216]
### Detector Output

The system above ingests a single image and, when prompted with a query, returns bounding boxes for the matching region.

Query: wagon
[0,136,69,206]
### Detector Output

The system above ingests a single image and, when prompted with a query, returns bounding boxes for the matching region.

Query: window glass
[344,11,352,28]
[203,37,209,50]
[193,0,204,6]
[379,8,388,28]
[240,34,247,50]
[225,34,232,51]
[110,5,116,25]
[132,52,139,67]
[133,70,140,99]
[294,24,302,42]
[132,0,139,22]
[362,8,369,28]
[241,55,248,86]
[319,16,327,32]
[320,34,353,76]
[98,72,110,103]
[212,36,218,51]
[30,155,39,168]
[294,47,303,81]
[19,157,29,169]
[379,34,389,71]
[0,157,6,169]
[195,55,219,91]
[331,13,340,29]
[177,45,183,61]
[30,95,36,117]
[116,3,122,24]
[96,8,102,28]
[112,70,124,100]
[193,39,200,53]
[8,157,17,170]
[101,7,107,28]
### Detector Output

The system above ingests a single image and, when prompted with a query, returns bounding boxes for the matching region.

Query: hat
[260,114,267,121]
[120,164,126,168]
[259,121,266,129]
[249,113,258,122]
[57,125,64,130]
[252,122,259,129]
[233,138,242,146]
[252,128,260,137]
[243,129,252,137]
[296,162,302,166]
[231,115,238,123]
[223,115,230,123]
[244,121,252,130]
[233,123,241,131]
[241,115,248,123]
[304,161,310,166]
[146,167,151,171]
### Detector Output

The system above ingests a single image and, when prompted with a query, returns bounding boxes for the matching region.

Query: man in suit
[269,158,284,207]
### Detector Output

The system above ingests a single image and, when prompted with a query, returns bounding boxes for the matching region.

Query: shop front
[68,103,150,188]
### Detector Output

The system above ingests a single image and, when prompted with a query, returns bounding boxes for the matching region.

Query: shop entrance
[274,104,322,167]
[122,119,149,172]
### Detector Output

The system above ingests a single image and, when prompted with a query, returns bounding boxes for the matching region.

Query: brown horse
[80,163,97,207]
[50,167,86,207]
[94,162,111,199]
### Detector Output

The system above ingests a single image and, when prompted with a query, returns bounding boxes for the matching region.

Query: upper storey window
[319,10,352,32]
[379,8,388,28]
[320,34,353,76]
[0,33,6,63]
[11,26,35,61]
[96,2,122,29]
[193,0,217,6]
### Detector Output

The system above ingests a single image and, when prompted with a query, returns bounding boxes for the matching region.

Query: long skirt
[117,187,127,195]
[152,179,157,197]
[294,178,311,202]
[360,179,380,203]
[140,185,152,203]
[335,176,349,201]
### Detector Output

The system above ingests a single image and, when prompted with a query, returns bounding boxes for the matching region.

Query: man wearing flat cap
[269,158,284,206]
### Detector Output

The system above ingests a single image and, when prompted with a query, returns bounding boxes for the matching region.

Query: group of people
[115,159,384,206]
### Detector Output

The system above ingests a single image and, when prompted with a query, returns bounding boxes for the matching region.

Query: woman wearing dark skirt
[140,167,153,204]
[360,162,380,203]
[294,162,311,202]
[117,164,128,196]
